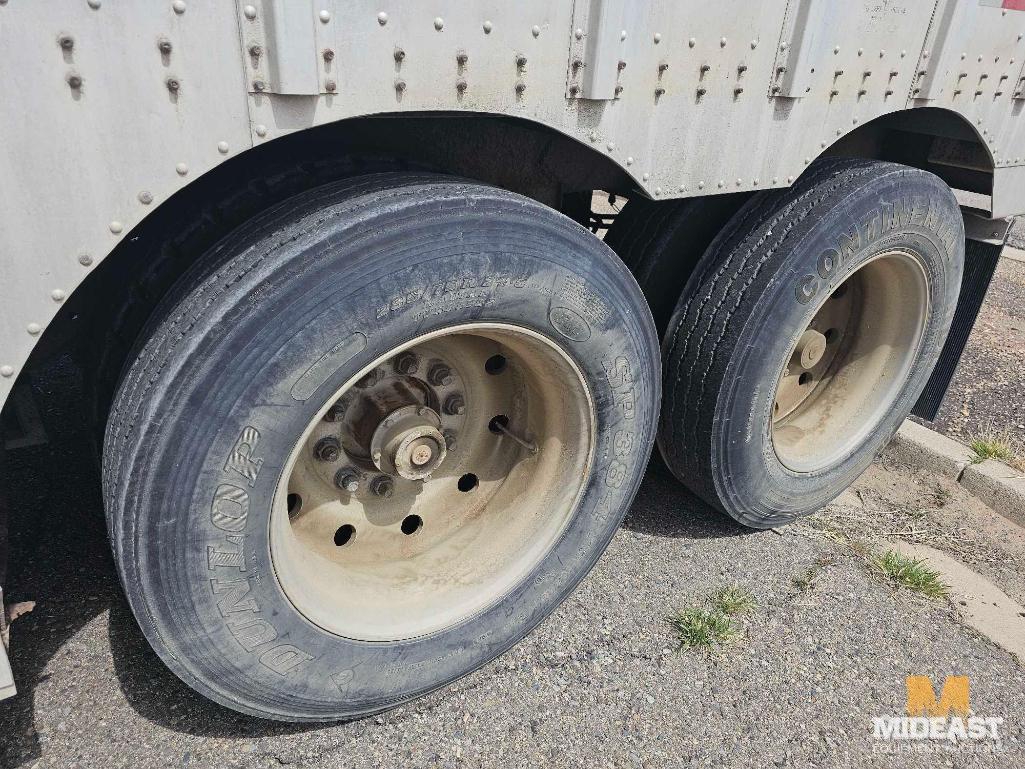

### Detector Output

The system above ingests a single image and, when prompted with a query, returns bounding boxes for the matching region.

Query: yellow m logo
[906,675,969,717]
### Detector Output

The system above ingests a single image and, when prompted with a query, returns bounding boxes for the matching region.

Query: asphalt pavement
[1,429,1022,768]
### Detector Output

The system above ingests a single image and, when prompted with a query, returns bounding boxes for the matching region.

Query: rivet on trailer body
[482,20,493,34]
[626,156,634,165]
[517,54,528,67]
[720,37,727,47]
[688,37,696,48]
[319,10,331,23]
[243,5,257,20]
[377,12,388,25]
[173,0,186,14]
[0,366,13,378]
[393,48,404,62]
[734,86,744,96]
[614,84,623,95]
[455,79,466,93]
[696,86,706,97]
[325,79,337,92]
[654,187,662,195]
[323,48,335,61]
[166,77,180,92]
[59,36,74,51]
[515,81,526,95]
[254,124,268,137]
[27,323,41,336]
[697,181,705,189]
[575,28,583,40]
[606,141,615,152]
[176,162,188,176]
[79,254,94,267]
[569,84,579,96]
[109,221,124,234]
[433,17,444,31]
[159,39,173,55]
[138,190,154,204]
[87,0,101,8]
[653,32,662,43]
[456,51,468,65]
[620,30,627,41]
[717,180,724,188]
[658,62,669,72]
[51,289,66,302]
[751,39,758,49]
[531,25,540,38]
[700,63,711,74]
[253,80,266,91]
[654,86,665,97]
[394,78,406,92]
[68,74,83,90]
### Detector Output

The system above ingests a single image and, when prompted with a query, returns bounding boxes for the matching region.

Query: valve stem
[492,419,538,454]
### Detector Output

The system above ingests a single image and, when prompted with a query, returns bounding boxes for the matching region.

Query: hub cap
[272,324,596,641]
[771,250,930,472]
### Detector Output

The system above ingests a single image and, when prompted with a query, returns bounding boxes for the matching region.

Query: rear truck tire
[659,158,964,528]
[102,174,659,721]
[603,192,753,334]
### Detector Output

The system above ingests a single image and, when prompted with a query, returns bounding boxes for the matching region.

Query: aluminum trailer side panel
[1,0,1025,410]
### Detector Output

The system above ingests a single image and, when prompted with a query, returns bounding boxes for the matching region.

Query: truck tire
[603,193,752,334]
[103,174,659,721]
[659,158,963,528]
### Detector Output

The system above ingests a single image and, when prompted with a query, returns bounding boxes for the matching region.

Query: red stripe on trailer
[1003,0,1025,10]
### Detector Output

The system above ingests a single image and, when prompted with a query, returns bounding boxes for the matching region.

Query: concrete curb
[884,420,1025,528]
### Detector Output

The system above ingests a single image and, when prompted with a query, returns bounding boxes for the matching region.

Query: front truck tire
[659,158,964,528]
[103,174,659,721]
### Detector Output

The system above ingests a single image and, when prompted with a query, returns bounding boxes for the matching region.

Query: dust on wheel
[658,158,964,528]
[103,174,659,721]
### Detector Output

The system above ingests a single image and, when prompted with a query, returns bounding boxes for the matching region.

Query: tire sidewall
[122,186,658,720]
[714,171,963,526]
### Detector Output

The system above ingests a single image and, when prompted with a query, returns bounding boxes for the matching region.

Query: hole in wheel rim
[400,514,423,535]
[484,354,507,374]
[457,473,479,492]
[333,524,356,547]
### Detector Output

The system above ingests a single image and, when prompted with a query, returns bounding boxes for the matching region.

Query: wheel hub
[369,404,447,480]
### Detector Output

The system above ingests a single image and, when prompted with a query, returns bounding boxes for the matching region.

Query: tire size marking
[206,425,317,677]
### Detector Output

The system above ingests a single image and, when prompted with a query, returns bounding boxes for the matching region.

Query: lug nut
[314,436,342,463]
[370,475,394,498]
[395,352,420,375]
[334,468,360,493]
[428,363,453,386]
[444,393,466,415]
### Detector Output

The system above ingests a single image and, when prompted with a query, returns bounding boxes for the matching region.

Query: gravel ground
[928,246,1025,456]
[1,434,1022,768]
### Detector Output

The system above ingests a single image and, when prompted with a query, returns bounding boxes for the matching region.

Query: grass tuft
[667,585,756,651]
[667,608,737,650]
[970,434,1016,465]
[873,549,947,599]
[710,585,756,616]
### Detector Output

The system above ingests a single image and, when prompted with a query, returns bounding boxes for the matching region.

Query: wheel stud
[395,352,420,375]
[428,363,454,386]
[370,475,394,498]
[314,436,342,462]
[444,393,466,415]
[334,468,360,493]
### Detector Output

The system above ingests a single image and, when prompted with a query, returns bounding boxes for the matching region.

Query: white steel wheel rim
[271,323,596,641]
[771,250,930,473]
